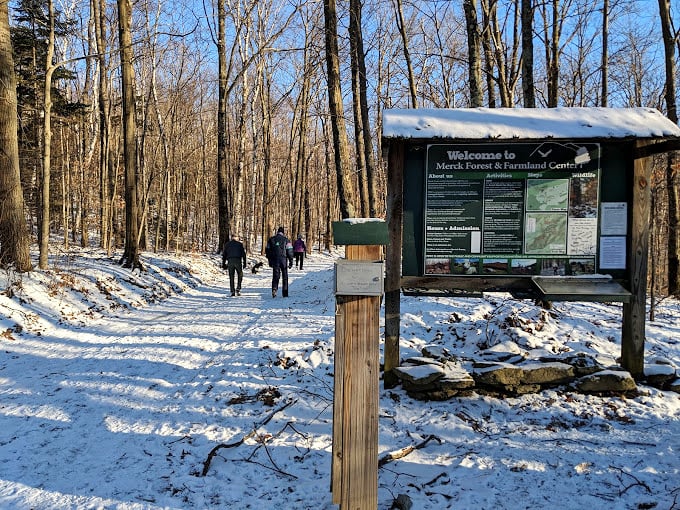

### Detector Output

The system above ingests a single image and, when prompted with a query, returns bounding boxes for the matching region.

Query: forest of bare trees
[0,0,678,296]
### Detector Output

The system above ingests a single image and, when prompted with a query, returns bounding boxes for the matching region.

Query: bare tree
[544,0,560,107]
[392,0,417,108]
[658,0,679,294]
[117,0,141,268]
[323,0,357,218]
[349,0,370,216]
[481,0,521,107]
[353,0,379,218]
[601,0,609,105]
[0,0,32,271]
[521,0,535,107]
[463,0,483,107]
[539,0,571,107]
[291,5,318,239]
[37,0,56,269]
[93,0,116,254]
[480,0,497,107]
[216,0,231,250]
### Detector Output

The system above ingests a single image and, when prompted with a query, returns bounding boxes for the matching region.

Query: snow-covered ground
[0,247,678,509]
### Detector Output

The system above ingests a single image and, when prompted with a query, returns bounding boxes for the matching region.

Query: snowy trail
[0,255,340,509]
[1,250,679,510]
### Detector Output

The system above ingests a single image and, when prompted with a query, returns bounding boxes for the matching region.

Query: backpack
[265,235,286,267]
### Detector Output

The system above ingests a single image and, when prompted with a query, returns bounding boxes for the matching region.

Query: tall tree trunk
[521,0,536,107]
[233,40,250,236]
[481,0,520,107]
[480,0,496,108]
[658,0,679,294]
[38,0,56,269]
[216,0,230,249]
[464,0,483,107]
[545,0,560,107]
[146,12,170,252]
[117,0,141,269]
[0,0,32,271]
[322,116,332,251]
[303,149,311,247]
[323,0,357,219]
[259,87,271,254]
[293,41,311,237]
[61,128,70,248]
[393,0,417,108]
[349,22,369,217]
[350,0,379,217]
[93,0,114,254]
[601,0,608,106]
[79,12,98,249]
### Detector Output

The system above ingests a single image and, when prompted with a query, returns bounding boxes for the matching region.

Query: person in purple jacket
[293,234,306,270]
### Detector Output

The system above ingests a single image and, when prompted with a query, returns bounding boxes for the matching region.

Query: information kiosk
[382,107,680,381]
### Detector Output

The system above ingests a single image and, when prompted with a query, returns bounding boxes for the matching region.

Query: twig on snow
[378,434,442,468]
[200,398,296,476]
[610,465,652,495]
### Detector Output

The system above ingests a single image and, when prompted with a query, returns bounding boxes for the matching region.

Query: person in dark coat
[293,234,306,270]
[222,234,247,296]
[266,226,293,298]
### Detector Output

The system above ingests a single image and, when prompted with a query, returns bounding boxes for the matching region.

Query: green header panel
[332,220,388,246]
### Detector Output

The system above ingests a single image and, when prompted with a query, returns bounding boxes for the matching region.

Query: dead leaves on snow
[228,386,282,406]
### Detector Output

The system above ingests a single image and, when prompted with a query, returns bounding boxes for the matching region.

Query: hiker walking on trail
[293,235,306,270]
[222,234,247,296]
[266,226,293,298]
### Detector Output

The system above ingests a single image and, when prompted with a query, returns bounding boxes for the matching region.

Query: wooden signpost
[331,219,387,510]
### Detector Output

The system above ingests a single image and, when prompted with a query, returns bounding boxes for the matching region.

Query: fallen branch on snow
[378,434,441,468]
[200,398,296,476]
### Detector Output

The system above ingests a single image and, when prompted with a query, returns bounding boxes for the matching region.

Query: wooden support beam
[632,138,680,159]
[621,141,652,378]
[384,141,404,389]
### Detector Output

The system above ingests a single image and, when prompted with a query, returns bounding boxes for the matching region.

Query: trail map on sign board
[424,143,600,277]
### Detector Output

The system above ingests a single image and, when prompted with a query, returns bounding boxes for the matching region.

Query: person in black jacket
[265,226,293,298]
[222,234,247,296]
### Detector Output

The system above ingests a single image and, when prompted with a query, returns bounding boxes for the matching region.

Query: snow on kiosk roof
[382,107,680,140]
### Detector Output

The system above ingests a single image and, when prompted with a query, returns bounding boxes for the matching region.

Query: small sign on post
[335,260,384,296]
[331,219,387,510]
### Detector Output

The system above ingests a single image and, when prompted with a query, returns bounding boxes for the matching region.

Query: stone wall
[392,347,680,400]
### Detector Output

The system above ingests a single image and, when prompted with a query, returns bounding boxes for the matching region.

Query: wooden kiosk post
[621,141,654,377]
[331,219,388,510]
